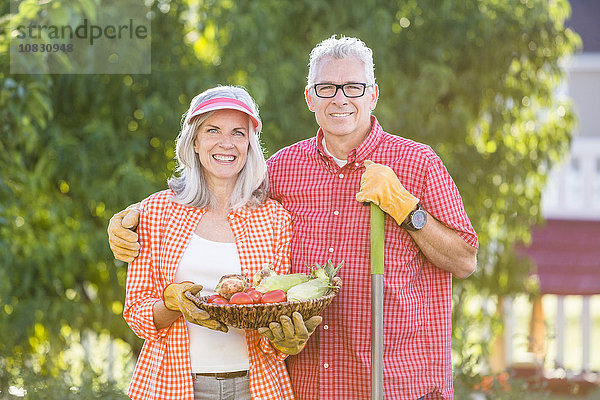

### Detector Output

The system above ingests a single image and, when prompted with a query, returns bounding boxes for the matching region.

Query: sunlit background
[1,0,599,398]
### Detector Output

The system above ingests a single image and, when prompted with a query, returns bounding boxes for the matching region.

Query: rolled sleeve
[123,201,167,341]
[422,152,479,249]
[124,298,169,341]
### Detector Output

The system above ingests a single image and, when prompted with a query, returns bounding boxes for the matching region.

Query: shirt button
[323,363,329,369]
[323,324,329,330]
[328,247,334,253]
[338,173,344,178]
[333,210,339,216]
[355,162,360,167]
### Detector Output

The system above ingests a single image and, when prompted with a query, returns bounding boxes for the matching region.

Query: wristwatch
[401,204,427,231]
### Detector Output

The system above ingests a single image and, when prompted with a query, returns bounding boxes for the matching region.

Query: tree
[0,0,579,395]
[197,0,579,375]
[1,0,219,393]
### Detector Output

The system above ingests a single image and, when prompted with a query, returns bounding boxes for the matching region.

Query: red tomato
[245,288,263,304]
[229,292,254,305]
[207,294,229,304]
[261,289,287,304]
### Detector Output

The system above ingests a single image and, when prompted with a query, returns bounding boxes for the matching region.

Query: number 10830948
[18,43,73,53]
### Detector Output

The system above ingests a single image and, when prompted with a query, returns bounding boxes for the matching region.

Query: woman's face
[193,109,251,188]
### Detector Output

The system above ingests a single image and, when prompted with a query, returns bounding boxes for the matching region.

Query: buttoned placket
[226,208,250,276]
[314,138,369,389]
[326,163,346,260]
[320,156,364,380]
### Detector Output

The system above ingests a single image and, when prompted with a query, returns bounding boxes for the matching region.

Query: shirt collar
[228,205,253,220]
[321,138,348,167]
[315,115,384,166]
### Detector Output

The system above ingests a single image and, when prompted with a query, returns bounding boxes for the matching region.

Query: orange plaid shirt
[124,190,295,400]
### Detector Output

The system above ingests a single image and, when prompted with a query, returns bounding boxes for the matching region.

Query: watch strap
[401,203,424,231]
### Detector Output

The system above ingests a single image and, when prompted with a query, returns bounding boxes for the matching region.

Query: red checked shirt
[124,190,295,400]
[267,117,478,400]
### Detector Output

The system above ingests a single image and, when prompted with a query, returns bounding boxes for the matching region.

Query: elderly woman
[123,86,318,400]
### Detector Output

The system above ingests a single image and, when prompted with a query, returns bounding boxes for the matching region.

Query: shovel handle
[370,203,385,275]
[370,203,385,399]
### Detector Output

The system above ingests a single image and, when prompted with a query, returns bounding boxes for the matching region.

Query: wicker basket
[184,278,341,330]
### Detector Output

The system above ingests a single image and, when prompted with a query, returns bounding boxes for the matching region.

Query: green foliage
[0,0,579,393]
[195,0,579,375]
[3,368,129,399]
[0,0,217,393]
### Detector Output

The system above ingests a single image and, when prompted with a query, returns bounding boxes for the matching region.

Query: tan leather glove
[355,160,419,226]
[258,311,322,355]
[107,203,141,263]
[163,282,228,333]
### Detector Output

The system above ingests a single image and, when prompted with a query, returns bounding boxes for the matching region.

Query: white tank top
[174,233,249,373]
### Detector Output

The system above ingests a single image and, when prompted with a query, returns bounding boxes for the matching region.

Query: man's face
[305,56,378,142]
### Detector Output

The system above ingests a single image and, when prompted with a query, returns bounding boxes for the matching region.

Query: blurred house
[506,0,600,389]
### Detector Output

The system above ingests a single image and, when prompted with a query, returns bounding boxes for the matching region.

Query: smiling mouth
[330,112,352,117]
[212,154,236,162]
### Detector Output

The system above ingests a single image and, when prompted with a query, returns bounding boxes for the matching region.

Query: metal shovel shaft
[370,203,385,400]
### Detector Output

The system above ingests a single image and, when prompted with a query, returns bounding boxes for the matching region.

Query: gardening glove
[163,282,228,333]
[258,311,322,355]
[107,203,141,263]
[356,160,419,226]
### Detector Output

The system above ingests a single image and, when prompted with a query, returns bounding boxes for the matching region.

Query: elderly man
[109,35,478,400]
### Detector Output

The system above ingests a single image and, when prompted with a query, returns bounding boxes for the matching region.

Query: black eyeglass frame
[312,82,374,98]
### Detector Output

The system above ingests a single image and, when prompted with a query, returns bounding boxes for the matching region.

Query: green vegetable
[309,260,343,283]
[287,260,344,301]
[311,267,328,280]
[256,273,310,293]
[286,277,330,301]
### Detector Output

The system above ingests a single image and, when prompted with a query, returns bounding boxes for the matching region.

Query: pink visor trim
[187,97,261,132]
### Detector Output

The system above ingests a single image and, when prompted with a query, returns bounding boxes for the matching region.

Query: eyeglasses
[312,82,373,98]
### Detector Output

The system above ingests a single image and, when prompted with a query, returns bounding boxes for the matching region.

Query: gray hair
[168,86,268,210]
[306,35,376,89]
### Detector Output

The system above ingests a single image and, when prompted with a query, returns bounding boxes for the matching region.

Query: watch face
[412,210,427,229]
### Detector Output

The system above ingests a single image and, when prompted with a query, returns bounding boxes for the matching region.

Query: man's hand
[356,160,419,226]
[163,282,228,333]
[107,203,141,263]
[258,312,322,355]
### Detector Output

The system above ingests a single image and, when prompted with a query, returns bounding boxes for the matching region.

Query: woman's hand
[163,282,228,333]
[258,312,322,355]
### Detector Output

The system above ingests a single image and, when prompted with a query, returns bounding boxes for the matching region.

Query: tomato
[229,292,254,305]
[261,289,287,304]
[245,288,263,304]
[207,294,229,304]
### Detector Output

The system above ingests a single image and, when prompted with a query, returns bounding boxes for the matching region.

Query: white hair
[306,35,376,88]
[168,85,268,210]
